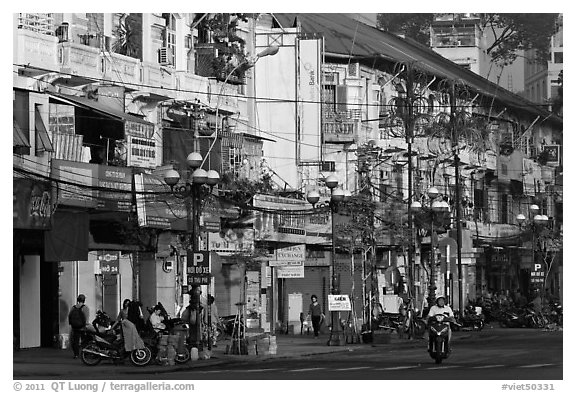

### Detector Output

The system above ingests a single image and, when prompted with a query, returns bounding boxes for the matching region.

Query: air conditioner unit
[158,47,174,66]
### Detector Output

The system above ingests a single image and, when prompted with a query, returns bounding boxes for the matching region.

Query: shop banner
[328,294,352,311]
[13,178,52,230]
[97,165,132,212]
[134,173,186,229]
[51,159,98,208]
[208,228,254,256]
[253,194,330,244]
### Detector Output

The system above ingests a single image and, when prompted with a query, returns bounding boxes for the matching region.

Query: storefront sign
[134,173,186,229]
[187,251,210,285]
[127,135,156,169]
[328,294,352,311]
[51,159,98,208]
[276,263,305,278]
[98,251,120,275]
[97,165,132,212]
[13,178,52,230]
[275,244,305,261]
[254,194,330,244]
[208,228,254,256]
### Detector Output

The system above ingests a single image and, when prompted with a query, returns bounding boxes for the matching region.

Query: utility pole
[405,64,416,300]
[450,82,464,314]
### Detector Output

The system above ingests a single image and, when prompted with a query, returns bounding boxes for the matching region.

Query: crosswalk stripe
[288,367,326,372]
[471,365,506,369]
[335,366,371,371]
[517,364,556,368]
[374,366,419,371]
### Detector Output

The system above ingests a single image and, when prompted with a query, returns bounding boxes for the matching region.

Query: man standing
[68,294,90,359]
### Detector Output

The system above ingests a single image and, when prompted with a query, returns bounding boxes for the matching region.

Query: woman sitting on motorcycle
[427,296,455,346]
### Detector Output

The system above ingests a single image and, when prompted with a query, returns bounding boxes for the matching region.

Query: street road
[160,328,562,380]
[16,328,562,380]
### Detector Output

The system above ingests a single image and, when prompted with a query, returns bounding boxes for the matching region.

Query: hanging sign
[328,294,352,311]
[98,251,120,275]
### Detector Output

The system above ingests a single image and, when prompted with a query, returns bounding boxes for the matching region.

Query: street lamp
[164,152,220,352]
[411,186,450,309]
[307,175,351,346]
[516,205,549,294]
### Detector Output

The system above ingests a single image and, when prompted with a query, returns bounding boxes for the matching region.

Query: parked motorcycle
[427,314,453,364]
[454,305,485,331]
[80,311,152,367]
[547,301,562,326]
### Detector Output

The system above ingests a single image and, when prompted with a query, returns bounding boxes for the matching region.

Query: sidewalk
[14,332,430,378]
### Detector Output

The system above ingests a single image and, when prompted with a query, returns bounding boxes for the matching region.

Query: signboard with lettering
[328,294,352,311]
[51,159,97,208]
[323,120,356,143]
[13,178,52,230]
[530,262,545,285]
[208,228,254,256]
[276,264,305,278]
[134,173,186,229]
[125,121,156,168]
[98,251,120,275]
[97,165,132,212]
[253,194,331,244]
[187,251,211,285]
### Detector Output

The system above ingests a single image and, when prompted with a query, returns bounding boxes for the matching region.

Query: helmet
[435,295,446,304]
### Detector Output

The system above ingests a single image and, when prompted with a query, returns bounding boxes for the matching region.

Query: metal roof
[274,13,562,126]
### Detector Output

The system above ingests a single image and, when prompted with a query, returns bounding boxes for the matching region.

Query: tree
[377,13,559,65]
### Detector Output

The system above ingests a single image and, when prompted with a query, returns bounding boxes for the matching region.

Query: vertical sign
[530,262,545,285]
[187,251,210,285]
[125,121,157,169]
[297,37,322,162]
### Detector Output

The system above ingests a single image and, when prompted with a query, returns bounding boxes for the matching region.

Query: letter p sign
[534,263,542,271]
[193,253,204,266]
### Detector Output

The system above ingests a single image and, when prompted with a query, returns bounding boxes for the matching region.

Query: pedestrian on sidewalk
[68,294,90,359]
[308,295,325,338]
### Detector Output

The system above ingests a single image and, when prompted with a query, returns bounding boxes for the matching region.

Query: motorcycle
[547,301,563,325]
[427,314,454,364]
[143,303,191,364]
[454,305,485,331]
[80,311,152,367]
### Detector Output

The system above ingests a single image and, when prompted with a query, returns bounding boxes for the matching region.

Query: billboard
[253,194,331,244]
[297,37,322,162]
[51,159,97,208]
[97,165,132,212]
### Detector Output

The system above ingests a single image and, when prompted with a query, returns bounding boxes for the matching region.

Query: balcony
[322,118,357,144]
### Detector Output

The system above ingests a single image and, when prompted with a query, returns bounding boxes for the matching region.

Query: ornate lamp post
[516,204,549,294]
[307,175,351,346]
[411,186,450,309]
[164,152,220,351]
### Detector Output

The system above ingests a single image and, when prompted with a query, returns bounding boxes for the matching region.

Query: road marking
[196,370,232,373]
[335,366,371,371]
[243,368,281,373]
[517,364,556,368]
[374,366,419,371]
[426,366,461,370]
[288,367,326,372]
[471,365,506,369]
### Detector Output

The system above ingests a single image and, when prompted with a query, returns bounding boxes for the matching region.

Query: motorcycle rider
[427,295,455,349]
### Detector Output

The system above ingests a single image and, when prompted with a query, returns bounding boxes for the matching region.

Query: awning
[48,92,153,127]
[13,119,31,155]
[34,106,54,153]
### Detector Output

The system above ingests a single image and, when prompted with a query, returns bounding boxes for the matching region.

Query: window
[500,193,509,224]
[553,52,563,64]
[162,14,176,66]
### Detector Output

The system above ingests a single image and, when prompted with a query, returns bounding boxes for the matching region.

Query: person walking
[68,294,90,359]
[308,295,324,338]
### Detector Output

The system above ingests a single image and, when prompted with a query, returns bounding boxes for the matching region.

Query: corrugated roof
[274,13,561,126]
